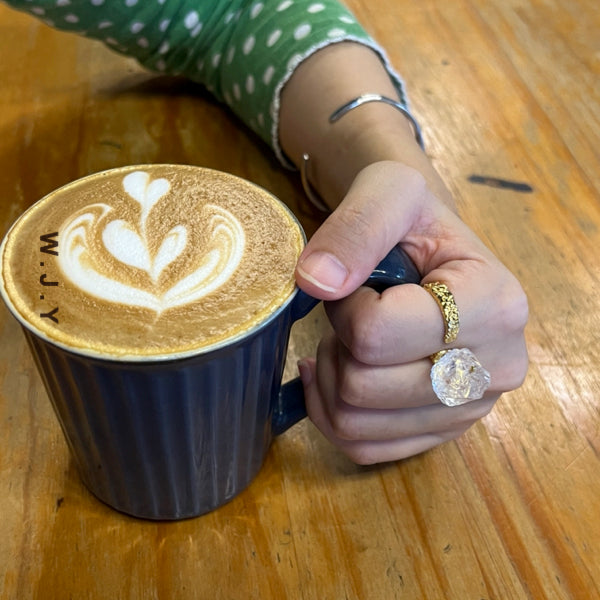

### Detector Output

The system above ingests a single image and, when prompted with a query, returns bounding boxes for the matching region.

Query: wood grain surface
[1,1,599,598]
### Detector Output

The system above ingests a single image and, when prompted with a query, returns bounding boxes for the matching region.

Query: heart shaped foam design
[102,220,187,282]
[57,171,245,313]
[123,171,170,225]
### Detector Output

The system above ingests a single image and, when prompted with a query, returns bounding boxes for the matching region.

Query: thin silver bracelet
[330,94,425,150]
[301,93,425,212]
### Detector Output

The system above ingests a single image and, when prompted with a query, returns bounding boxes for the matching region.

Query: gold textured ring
[429,349,448,364]
[423,282,460,344]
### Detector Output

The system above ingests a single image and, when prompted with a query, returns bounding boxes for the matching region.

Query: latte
[0,165,304,359]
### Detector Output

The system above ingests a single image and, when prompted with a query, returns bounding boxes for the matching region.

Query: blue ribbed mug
[0,166,420,520]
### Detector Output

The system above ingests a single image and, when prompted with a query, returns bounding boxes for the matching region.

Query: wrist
[317,103,422,201]
[279,42,454,210]
[304,106,453,211]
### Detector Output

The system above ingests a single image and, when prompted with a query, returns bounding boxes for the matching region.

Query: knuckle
[496,276,529,335]
[337,365,371,408]
[344,445,380,466]
[514,360,529,389]
[403,166,429,198]
[330,405,364,441]
[500,344,530,391]
[345,308,386,364]
[335,205,373,239]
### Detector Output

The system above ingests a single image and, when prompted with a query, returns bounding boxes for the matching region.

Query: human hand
[295,160,529,464]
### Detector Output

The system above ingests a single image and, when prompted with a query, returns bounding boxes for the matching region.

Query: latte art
[0,165,304,359]
[59,171,245,313]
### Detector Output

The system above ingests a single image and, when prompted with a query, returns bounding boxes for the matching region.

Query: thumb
[295,162,422,300]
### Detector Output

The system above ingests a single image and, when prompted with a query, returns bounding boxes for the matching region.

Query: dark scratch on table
[468,175,534,193]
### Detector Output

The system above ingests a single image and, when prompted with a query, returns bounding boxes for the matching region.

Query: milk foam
[58,171,245,313]
[0,165,304,359]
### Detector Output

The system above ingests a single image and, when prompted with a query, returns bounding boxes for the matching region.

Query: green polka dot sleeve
[5,0,410,166]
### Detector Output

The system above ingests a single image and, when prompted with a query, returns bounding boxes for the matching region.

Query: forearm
[279,42,454,210]
[4,0,448,208]
[4,0,400,163]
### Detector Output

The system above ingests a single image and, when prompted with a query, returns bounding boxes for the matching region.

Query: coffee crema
[0,165,304,359]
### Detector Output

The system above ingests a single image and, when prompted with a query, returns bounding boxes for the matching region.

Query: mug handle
[272,245,421,436]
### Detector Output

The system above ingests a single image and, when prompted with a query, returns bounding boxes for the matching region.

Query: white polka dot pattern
[184,11,199,29]
[242,35,255,55]
[263,64,275,85]
[6,0,409,163]
[250,2,263,19]
[266,29,281,47]
[294,23,311,39]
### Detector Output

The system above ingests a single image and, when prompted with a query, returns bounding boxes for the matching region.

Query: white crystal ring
[430,348,491,407]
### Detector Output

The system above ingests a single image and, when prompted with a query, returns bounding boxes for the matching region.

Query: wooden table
[1,1,599,598]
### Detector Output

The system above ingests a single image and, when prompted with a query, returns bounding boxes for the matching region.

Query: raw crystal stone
[430,348,491,407]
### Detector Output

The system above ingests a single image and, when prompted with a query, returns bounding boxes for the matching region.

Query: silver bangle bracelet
[301,94,425,212]
[329,93,425,150]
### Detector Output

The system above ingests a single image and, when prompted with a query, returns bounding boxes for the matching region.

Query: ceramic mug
[0,165,420,519]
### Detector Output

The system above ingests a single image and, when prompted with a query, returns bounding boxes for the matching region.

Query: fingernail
[297,359,312,386]
[297,252,348,293]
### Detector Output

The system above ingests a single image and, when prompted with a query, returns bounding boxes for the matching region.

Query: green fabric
[4,0,409,165]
